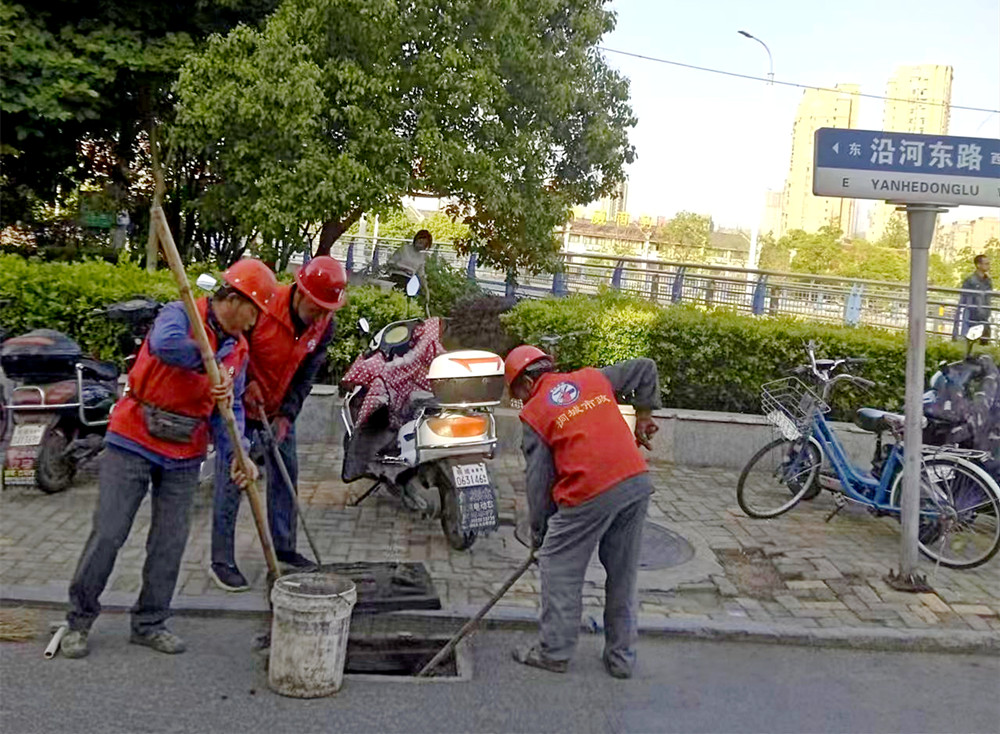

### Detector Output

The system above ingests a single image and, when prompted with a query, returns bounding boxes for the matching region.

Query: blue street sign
[813,128,1000,206]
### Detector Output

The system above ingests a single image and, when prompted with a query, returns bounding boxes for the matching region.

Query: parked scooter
[0,297,161,492]
[923,323,1000,478]
[340,276,503,550]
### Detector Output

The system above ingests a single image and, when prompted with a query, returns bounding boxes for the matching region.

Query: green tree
[877,212,909,249]
[173,0,635,274]
[653,211,710,249]
[0,1,277,260]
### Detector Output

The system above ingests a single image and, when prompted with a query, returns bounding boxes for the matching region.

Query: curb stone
[4,586,996,657]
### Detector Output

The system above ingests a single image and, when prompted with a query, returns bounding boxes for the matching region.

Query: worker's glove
[244,381,265,415]
[635,413,659,451]
[272,415,292,444]
[230,456,259,489]
[210,370,234,411]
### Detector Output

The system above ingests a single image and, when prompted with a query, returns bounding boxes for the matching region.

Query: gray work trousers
[536,474,651,672]
[67,446,199,634]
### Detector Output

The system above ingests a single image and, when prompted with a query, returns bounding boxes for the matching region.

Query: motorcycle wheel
[437,467,476,551]
[36,427,75,494]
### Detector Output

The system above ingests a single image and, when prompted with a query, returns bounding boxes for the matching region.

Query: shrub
[444,294,518,354]
[424,254,482,316]
[0,255,182,364]
[503,293,987,420]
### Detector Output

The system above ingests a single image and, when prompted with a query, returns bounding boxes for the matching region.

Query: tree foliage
[173,0,635,274]
[654,211,711,250]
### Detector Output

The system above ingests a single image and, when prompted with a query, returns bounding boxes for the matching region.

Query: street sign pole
[812,127,999,591]
[887,203,948,591]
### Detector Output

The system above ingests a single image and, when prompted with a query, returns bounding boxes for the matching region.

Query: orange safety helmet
[504,344,551,388]
[222,259,278,311]
[295,256,347,311]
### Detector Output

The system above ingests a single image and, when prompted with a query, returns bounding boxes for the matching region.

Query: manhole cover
[639,522,695,570]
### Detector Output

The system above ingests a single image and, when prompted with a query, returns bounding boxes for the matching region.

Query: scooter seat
[408,390,439,412]
[854,408,906,433]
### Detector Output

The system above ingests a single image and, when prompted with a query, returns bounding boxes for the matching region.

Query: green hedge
[502,291,990,420]
[0,255,186,364]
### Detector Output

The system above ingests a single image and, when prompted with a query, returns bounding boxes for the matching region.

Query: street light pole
[738,30,774,85]
[737,30,774,277]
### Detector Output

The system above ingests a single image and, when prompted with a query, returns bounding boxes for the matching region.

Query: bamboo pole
[150,206,280,580]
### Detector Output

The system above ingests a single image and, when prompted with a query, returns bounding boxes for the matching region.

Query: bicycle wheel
[890,457,1000,569]
[737,438,822,519]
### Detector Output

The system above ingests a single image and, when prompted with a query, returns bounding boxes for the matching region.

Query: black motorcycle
[1,297,161,492]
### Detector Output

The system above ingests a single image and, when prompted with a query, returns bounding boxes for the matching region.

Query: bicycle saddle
[855,408,906,433]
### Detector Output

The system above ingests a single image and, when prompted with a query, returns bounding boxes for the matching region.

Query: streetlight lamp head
[738,30,753,38]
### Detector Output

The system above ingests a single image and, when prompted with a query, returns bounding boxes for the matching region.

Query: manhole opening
[345,636,458,678]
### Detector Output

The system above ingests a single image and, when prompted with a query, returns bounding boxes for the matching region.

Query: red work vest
[109,298,249,460]
[247,284,331,418]
[520,368,647,507]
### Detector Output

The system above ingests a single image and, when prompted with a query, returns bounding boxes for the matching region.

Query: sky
[601,0,1000,229]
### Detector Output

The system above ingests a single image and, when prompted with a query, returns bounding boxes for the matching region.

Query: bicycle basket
[760,377,829,439]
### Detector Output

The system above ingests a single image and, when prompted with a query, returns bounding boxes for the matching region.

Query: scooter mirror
[358,317,370,335]
[406,274,421,298]
[195,273,218,293]
[966,324,985,341]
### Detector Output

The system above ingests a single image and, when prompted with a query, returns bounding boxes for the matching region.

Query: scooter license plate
[10,424,46,448]
[452,462,489,488]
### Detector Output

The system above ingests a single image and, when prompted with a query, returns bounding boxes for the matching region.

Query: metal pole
[886,203,946,591]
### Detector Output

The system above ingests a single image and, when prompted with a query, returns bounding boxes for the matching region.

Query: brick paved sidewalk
[1,444,998,638]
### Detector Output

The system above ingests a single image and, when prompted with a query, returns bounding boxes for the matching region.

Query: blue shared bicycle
[737,343,1000,569]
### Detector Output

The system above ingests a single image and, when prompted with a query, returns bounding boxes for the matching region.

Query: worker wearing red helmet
[61,260,277,659]
[210,255,347,591]
[505,345,661,679]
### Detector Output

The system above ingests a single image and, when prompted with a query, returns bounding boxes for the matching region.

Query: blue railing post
[345,241,355,272]
[505,268,517,301]
[551,270,569,297]
[466,253,477,281]
[844,283,864,326]
[671,266,686,303]
[752,274,768,315]
[370,243,380,271]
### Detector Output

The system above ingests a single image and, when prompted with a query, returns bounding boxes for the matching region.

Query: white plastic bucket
[268,573,357,698]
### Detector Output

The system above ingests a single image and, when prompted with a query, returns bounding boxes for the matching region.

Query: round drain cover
[639,522,695,570]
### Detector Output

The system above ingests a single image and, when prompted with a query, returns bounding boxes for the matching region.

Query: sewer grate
[345,636,458,678]
[639,522,695,571]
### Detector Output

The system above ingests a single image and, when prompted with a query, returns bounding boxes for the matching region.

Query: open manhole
[639,521,695,570]
[344,635,469,680]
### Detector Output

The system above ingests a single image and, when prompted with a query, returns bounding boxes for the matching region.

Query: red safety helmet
[222,259,278,311]
[295,256,347,311]
[504,345,551,388]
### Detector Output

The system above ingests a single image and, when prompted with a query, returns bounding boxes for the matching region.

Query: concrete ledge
[5,589,996,656]
[296,391,877,470]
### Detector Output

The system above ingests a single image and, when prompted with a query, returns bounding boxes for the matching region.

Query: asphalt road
[1,615,997,734]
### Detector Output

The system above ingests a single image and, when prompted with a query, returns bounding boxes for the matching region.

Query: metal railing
[324,235,996,337]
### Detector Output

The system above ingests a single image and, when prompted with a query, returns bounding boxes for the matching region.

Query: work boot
[130,629,186,655]
[209,563,251,592]
[276,550,315,571]
[60,629,89,659]
[511,645,567,674]
[602,653,633,680]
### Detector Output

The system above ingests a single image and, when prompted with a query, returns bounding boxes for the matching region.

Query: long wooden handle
[151,207,280,580]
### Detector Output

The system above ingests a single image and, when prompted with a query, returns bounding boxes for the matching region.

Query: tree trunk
[315,208,364,257]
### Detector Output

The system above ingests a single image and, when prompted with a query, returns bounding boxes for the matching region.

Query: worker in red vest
[61,260,277,659]
[209,256,346,591]
[505,345,660,679]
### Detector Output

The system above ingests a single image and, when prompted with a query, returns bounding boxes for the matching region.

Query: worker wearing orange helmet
[62,260,277,659]
[505,345,660,679]
[210,255,347,591]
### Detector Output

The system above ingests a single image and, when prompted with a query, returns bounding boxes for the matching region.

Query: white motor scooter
[340,277,504,550]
